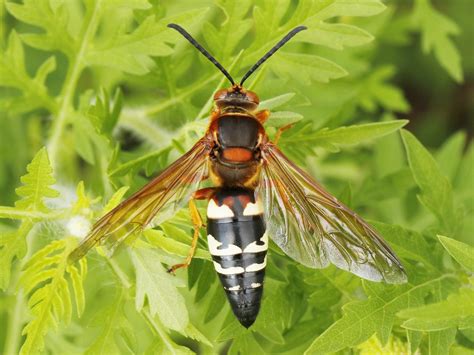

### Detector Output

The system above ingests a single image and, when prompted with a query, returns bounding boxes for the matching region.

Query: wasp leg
[274,123,295,145]
[255,109,270,124]
[167,188,214,274]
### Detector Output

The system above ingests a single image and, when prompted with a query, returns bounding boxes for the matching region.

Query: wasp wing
[69,137,212,262]
[258,142,407,283]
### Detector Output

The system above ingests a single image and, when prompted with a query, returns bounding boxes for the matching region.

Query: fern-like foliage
[19,238,87,355]
[15,147,59,212]
[0,148,59,290]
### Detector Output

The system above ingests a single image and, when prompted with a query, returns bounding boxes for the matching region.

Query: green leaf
[273,52,347,85]
[144,230,210,261]
[109,147,171,177]
[427,328,457,355]
[356,335,412,354]
[398,287,474,331]
[306,0,386,21]
[202,0,253,59]
[20,238,86,355]
[131,247,189,332]
[412,0,463,82]
[0,31,57,113]
[297,23,374,50]
[6,0,76,56]
[87,9,208,75]
[438,235,474,272]
[358,66,410,113]
[15,148,59,212]
[87,88,123,136]
[0,221,30,290]
[145,332,194,355]
[85,289,133,355]
[435,131,466,182]
[305,276,452,354]
[229,332,265,355]
[283,120,408,152]
[401,130,457,232]
[260,93,296,110]
[266,111,304,128]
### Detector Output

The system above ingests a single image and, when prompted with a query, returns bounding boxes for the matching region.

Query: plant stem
[105,253,180,351]
[106,257,132,289]
[3,223,35,355]
[3,289,24,355]
[144,73,220,116]
[48,0,103,169]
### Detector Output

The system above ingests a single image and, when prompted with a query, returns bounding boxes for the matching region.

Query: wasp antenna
[240,26,307,86]
[168,23,235,86]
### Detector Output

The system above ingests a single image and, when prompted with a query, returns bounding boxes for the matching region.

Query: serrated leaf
[297,23,374,50]
[131,247,189,332]
[307,0,386,21]
[103,186,130,213]
[144,230,210,261]
[15,148,59,212]
[109,147,171,177]
[282,120,408,152]
[438,235,474,272]
[203,0,253,59]
[20,238,86,355]
[273,52,347,85]
[85,289,131,355]
[145,334,194,355]
[204,283,226,323]
[87,9,208,75]
[398,287,474,331]
[87,88,123,136]
[266,111,304,128]
[6,0,76,56]
[358,66,410,113]
[229,332,265,355]
[260,93,296,110]
[427,328,457,355]
[435,131,466,182]
[0,31,57,113]
[305,276,452,354]
[401,129,457,232]
[412,0,463,82]
[0,221,30,290]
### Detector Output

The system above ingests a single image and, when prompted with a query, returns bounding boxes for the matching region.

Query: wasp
[69,24,407,328]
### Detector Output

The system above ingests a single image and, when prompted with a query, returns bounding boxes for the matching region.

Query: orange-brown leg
[167,189,214,273]
[255,109,270,124]
[274,123,294,145]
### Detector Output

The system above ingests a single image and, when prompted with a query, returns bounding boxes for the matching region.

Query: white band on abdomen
[213,262,245,275]
[208,234,243,256]
[243,200,264,216]
[243,232,268,253]
[245,256,267,272]
[207,199,234,219]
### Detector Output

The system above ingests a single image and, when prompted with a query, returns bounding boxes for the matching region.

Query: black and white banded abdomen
[206,188,267,328]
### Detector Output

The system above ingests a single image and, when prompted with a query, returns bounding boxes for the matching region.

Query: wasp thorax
[214,86,259,110]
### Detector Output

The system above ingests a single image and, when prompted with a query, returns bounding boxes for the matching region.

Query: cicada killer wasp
[69,24,407,328]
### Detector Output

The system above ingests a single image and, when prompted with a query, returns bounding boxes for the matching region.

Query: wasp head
[213,86,259,111]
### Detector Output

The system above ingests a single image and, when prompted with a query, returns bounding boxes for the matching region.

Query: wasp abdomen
[206,188,267,328]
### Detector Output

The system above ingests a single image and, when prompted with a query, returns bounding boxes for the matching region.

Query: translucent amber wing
[258,142,406,283]
[69,138,212,262]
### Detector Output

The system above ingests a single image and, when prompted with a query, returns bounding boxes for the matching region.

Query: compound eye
[214,89,228,101]
[245,91,259,105]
